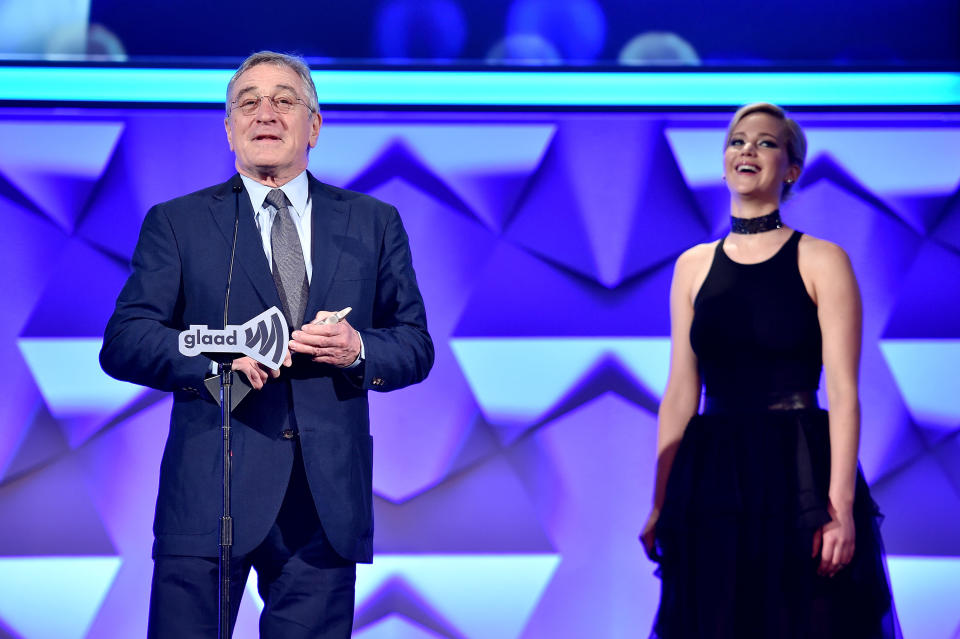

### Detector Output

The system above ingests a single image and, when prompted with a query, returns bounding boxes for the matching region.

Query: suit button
[372,377,384,387]
[280,429,297,440]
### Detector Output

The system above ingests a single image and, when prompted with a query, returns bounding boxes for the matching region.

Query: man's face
[224,63,321,184]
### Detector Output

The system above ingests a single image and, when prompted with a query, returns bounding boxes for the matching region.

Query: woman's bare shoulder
[798,233,853,272]
[674,240,721,301]
[675,239,720,273]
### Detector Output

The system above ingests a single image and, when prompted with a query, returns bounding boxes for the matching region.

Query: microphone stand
[215,183,243,638]
[183,182,283,636]
[216,356,235,639]
[202,350,255,638]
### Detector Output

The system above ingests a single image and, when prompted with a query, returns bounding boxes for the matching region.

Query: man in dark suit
[100,51,433,638]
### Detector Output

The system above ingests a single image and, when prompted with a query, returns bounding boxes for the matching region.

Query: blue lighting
[0,556,121,639]
[17,338,145,417]
[451,338,670,424]
[0,67,957,106]
[355,554,560,638]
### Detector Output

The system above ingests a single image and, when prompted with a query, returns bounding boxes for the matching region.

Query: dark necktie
[266,188,309,328]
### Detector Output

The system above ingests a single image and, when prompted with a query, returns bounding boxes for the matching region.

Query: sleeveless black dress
[651,231,900,639]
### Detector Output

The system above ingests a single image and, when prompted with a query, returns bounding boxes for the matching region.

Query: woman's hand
[641,508,662,562]
[812,500,855,577]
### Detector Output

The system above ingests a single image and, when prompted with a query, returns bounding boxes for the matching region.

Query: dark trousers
[147,442,356,638]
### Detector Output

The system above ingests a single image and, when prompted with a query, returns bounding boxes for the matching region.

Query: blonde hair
[725,102,807,198]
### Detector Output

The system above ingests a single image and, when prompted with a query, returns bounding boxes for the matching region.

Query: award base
[204,373,251,410]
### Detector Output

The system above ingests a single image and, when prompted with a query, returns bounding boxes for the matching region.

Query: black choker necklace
[731,210,782,234]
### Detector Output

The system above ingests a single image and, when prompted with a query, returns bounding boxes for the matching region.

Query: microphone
[224,183,243,329]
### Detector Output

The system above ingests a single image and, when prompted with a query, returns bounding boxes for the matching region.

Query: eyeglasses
[229,93,314,116]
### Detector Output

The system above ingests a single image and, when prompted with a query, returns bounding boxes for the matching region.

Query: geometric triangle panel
[2,104,959,638]
[18,338,145,423]
[928,436,960,535]
[0,121,123,233]
[373,453,554,550]
[507,119,708,287]
[801,128,960,199]
[0,193,73,480]
[77,112,238,261]
[74,397,170,557]
[886,192,955,238]
[450,337,669,426]
[347,141,481,226]
[0,397,39,484]
[503,130,598,281]
[795,153,901,227]
[662,126,726,189]
[354,578,473,639]
[78,112,239,262]
[879,340,960,429]
[19,238,133,339]
[884,240,960,339]
[870,450,960,556]
[931,432,960,505]
[452,241,673,338]
[886,556,960,639]
[0,556,121,639]
[355,554,560,639]
[354,615,448,639]
[931,188,960,254]
[511,393,661,638]
[366,177,498,502]
[0,454,117,556]
[451,337,615,425]
[312,123,555,233]
[0,401,70,481]
[0,196,69,339]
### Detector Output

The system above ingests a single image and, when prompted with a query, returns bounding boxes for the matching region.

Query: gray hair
[225,51,319,115]
[725,102,807,198]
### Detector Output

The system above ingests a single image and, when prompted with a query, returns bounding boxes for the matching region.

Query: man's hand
[289,311,361,367]
[232,349,292,390]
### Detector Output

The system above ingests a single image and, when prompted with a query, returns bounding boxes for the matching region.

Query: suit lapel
[208,175,283,314]
[306,174,350,319]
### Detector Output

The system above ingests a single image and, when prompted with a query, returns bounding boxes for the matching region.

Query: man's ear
[308,112,322,149]
[225,117,235,151]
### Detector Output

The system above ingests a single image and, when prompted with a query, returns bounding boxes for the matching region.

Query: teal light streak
[0,67,957,106]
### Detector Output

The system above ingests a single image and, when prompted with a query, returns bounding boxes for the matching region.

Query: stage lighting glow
[0,67,958,106]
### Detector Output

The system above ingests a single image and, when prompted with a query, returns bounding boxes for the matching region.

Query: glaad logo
[178,307,289,370]
[244,309,287,368]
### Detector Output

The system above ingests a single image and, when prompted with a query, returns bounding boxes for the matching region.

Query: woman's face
[723,111,800,202]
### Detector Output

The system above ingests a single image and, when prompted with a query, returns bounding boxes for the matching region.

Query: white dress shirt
[240,171,313,283]
[237,171,364,367]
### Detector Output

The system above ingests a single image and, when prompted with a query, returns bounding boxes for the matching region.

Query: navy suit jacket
[100,172,433,562]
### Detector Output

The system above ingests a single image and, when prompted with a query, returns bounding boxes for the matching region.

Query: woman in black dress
[641,103,899,638]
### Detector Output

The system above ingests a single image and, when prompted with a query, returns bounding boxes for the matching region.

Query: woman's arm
[803,236,862,577]
[641,245,707,560]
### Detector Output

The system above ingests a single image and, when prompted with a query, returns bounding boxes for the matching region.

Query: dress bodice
[689,231,822,398]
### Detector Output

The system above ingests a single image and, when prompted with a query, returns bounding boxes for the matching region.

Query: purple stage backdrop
[0,106,959,639]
